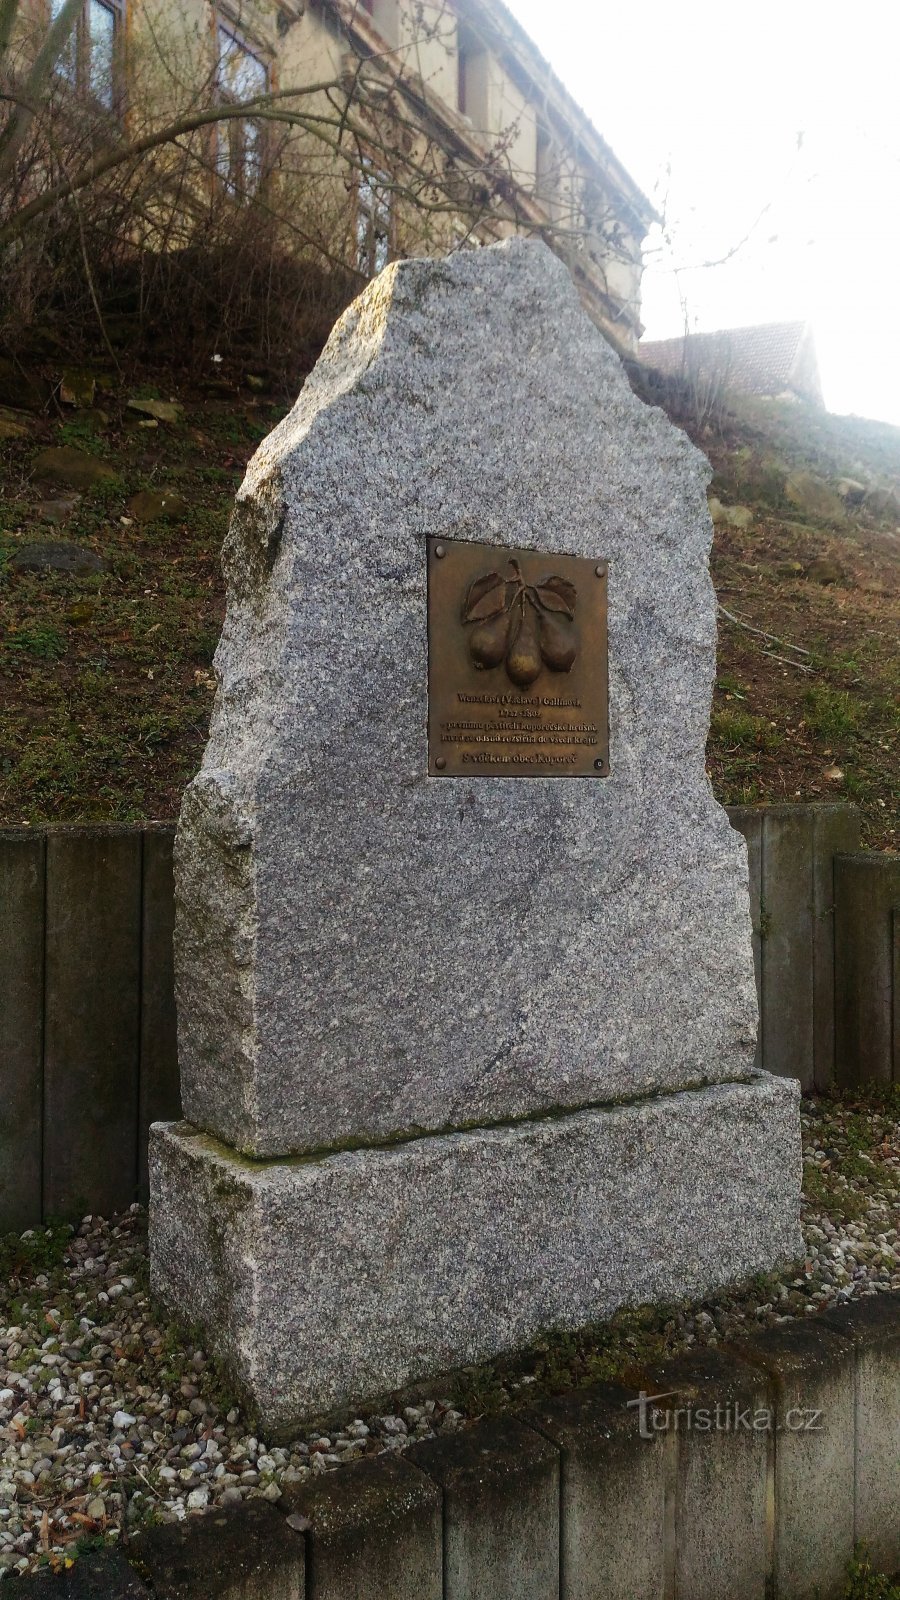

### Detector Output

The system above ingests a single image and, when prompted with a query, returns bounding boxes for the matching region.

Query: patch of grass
[802,1092,898,1228]
[715,673,748,700]
[802,1162,868,1222]
[151,1309,241,1416]
[843,1113,875,1153]
[846,1551,900,1599]
[833,1083,900,1118]
[448,1365,510,1416]
[710,710,781,751]
[124,1497,166,1534]
[709,711,783,792]
[69,1534,108,1561]
[447,1302,673,1416]
[727,781,762,805]
[192,628,221,663]
[843,769,875,803]
[803,685,861,741]
[56,420,107,453]
[0,1223,75,1288]
[5,623,67,660]
[87,476,127,508]
[831,650,864,677]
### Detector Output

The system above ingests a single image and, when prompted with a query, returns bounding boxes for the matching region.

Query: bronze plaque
[427,537,609,777]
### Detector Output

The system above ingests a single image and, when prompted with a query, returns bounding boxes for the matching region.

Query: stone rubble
[1,1097,896,1579]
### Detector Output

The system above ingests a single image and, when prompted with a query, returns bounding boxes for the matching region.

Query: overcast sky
[505,0,900,426]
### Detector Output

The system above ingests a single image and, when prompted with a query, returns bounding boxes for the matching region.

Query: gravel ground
[1,1090,897,1580]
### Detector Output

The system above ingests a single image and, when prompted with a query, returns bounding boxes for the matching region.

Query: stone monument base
[150,1073,801,1433]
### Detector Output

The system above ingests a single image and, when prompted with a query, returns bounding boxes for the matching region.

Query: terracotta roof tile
[639,321,823,406]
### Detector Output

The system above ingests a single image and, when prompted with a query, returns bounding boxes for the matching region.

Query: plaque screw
[435,756,447,770]
[594,758,606,771]
[595,564,605,577]
[434,543,447,558]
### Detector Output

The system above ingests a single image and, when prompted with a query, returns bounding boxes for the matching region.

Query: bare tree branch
[0,84,351,245]
[718,604,812,658]
[0,0,19,64]
[0,0,82,181]
[0,0,648,369]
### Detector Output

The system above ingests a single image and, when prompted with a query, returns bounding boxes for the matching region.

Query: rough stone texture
[126,489,190,523]
[126,397,183,424]
[174,237,760,1158]
[281,1454,441,1600]
[735,1322,854,1600]
[130,1499,304,1600]
[150,1075,802,1431]
[36,497,81,525]
[785,470,848,526]
[820,1294,900,1576]
[525,1382,667,1600]
[32,446,116,490]
[9,540,105,575]
[406,1416,560,1600]
[640,1347,771,1600]
[0,409,30,441]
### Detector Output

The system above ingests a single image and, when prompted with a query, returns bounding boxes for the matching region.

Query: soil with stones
[0,359,897,845]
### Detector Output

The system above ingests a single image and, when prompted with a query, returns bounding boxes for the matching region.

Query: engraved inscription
[428,537,609,778]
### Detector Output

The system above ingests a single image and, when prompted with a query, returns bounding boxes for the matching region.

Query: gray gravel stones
[0,1207,466,1579]
[1,1094,897,1579]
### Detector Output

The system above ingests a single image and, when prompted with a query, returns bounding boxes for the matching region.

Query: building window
[456,26,487,128]
[215,22,269,198]
[50,0,124,110]
[457,30,469,115]
[356,159,391,276]
[355,1,398,45]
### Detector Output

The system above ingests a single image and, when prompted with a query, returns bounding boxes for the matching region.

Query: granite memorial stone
[151,238,802,1430]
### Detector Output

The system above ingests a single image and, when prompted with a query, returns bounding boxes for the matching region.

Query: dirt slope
[0,356,897,844]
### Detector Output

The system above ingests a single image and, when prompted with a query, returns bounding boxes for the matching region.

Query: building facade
[37,0,657,352]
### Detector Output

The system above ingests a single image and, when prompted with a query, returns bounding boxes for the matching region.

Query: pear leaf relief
[462,558,577,687]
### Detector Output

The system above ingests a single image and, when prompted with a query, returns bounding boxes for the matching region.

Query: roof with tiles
[639,322,824,406]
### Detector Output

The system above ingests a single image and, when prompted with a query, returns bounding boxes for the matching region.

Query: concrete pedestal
[150,1073,802,1433]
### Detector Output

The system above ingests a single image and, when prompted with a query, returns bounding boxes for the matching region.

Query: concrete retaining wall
[1,805,898,1233]
[4,1296,898,1598]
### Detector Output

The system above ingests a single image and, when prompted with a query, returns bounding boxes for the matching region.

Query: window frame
[49,0,126,114]
[354,155,393,278]
[455,24,488,129]
[213,15,272,202]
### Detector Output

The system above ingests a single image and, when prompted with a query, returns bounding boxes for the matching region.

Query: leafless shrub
[0,0,643,373]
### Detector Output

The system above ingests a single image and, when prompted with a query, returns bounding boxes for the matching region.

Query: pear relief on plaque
[462,558,577,687]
